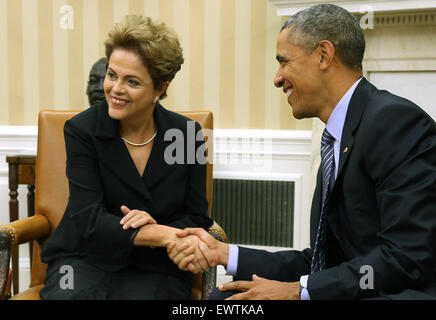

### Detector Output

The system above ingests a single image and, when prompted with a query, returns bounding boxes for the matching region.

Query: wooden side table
[6,155,36,295]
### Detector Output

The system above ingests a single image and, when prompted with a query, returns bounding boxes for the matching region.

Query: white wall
[369,71,436,121]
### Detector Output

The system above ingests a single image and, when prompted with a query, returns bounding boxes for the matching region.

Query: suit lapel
[336,124,354,180]
[326,79,376,243]
[143,104,175,190]
[94,101,153,204]
[333,78,375,187]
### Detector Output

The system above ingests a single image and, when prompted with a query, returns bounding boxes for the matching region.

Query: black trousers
[208,288,241,300]
[39,257,192,300]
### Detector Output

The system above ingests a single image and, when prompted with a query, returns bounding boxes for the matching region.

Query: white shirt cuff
[300,275,311,300]
[225,244,239,275]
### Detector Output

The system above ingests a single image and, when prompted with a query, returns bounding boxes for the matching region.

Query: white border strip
[269,0,436,16]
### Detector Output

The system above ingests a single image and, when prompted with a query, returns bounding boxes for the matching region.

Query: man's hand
[167,228,228,274]
[120,205,156,229]
[169,234,214,274]
[220,274,301,300]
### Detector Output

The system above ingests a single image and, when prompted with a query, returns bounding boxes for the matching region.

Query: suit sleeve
[164,121,213,230]
[59,120,136,264]
[308,101,436,299]
[235,246,312,281]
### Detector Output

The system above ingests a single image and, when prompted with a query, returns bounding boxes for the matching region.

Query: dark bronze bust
[86,57,108,107]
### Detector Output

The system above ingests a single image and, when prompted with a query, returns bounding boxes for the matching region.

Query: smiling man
[274,14,364,124]
[168,3,436,300]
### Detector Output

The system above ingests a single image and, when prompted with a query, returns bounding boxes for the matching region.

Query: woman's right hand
[120,205,157,229]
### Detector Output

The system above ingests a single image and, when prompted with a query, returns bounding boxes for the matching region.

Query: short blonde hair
[104,15,184,99]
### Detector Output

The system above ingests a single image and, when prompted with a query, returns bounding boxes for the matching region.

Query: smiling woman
[104,49,162,142]
[38,15,214,300]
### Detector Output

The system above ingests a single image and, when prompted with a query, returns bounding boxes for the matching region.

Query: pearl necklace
[121,131,157,146]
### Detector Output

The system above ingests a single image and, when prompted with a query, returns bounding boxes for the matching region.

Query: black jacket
[235,78,436,299]
[41,101,213,281]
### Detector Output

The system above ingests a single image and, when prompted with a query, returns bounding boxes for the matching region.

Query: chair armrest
[0,232,11,299]
[200,221,228,300]
[0,215,50,246]
[0,215,50,299]
[208,221,227,243]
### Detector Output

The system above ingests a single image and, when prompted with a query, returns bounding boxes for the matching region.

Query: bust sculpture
[86,57,108,107]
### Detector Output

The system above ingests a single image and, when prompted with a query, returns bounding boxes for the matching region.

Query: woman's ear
[158,81,170,99]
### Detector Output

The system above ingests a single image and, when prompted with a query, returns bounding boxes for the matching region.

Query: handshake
[120,205,228,273]
[166,227,229,274]
[119,205,302,300]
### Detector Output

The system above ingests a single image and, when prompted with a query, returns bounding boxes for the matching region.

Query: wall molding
[214,129,312,172]
[269,0,436,16]
[367,10,436,27]
[0,126,37,180]
[363,59,436,73]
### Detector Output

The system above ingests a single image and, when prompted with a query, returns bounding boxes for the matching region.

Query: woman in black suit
[39,15,213,300]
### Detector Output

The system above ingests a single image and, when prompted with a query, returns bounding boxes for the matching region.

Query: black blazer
[236,78,436,299]
[41,101,213,281]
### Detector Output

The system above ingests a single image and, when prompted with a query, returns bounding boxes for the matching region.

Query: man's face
[274,28,322,119]
[87,59,108,106]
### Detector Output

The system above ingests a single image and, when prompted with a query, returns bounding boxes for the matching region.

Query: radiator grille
[211,179,294,247]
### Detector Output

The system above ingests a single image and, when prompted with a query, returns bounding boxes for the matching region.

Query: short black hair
[281,4,365,70]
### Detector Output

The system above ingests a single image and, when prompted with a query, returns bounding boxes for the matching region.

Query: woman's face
[104,48,166,123]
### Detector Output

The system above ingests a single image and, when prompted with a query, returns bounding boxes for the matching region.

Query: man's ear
[318,40,335,70]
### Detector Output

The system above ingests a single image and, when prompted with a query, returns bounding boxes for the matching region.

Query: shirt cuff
[300,275,311,300]
[225,244,239,275]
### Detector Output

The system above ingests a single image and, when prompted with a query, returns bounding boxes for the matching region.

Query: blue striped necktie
[311,128,335,273]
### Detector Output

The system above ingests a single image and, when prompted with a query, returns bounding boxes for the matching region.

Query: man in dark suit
[168,4,436,299]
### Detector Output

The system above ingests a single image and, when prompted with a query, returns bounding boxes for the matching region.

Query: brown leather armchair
[0,109,226,300]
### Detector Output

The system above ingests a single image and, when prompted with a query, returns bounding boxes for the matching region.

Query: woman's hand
[120,205,157,229]
[129,223,213,272]
[167,231,218,274]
